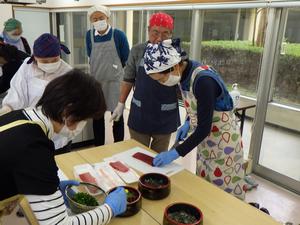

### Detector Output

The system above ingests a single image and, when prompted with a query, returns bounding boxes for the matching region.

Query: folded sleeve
[123,43,146,83]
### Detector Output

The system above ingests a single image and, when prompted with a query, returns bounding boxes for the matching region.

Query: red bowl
[163,202,203,225]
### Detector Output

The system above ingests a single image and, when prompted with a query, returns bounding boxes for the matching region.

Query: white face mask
[58,120,87,139]
[162,74,181,86]
[93,20,107,31]
[37,60,61,74]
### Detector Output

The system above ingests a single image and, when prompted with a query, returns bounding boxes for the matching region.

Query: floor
[2,109,300,225]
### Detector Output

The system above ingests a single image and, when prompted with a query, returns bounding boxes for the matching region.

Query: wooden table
[56,139,280,225]
[55,148,159,225]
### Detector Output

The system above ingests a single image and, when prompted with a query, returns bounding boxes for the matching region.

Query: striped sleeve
[26,190,112,225]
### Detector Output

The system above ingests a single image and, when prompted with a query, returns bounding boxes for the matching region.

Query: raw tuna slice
[132,152,154,166]
[109,161,129,172]
[78,172,98,194]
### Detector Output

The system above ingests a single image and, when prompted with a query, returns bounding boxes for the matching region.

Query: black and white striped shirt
[0,108,113,224]
[26,190,112,225]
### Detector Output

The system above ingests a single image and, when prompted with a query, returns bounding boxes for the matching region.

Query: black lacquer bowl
[138,173,170,200]
[163,202,203,225]
[108,186,142,217]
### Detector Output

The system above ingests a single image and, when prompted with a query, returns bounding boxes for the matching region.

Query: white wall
[0,4,13,32]
[14,8,50,49]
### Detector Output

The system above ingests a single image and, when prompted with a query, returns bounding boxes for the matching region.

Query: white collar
[94,25,111,37]
[23,107,54,139]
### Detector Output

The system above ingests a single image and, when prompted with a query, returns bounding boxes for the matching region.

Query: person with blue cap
[144,39,246,200]
[1,18,31,55]
[86,5,130,146]
[0,33,72,152]
[0,70,127,224]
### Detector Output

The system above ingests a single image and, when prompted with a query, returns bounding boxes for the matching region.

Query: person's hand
[110,102,125,122]
[59,180,80,207]
[153,149,180,167]
[176,120,190,141]
[105,187,127,216]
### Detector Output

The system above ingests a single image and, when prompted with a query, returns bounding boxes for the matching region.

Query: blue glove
[153,149,180,167]
[105,187,127,216]
[59,180,80,207]
[176,120,190,141]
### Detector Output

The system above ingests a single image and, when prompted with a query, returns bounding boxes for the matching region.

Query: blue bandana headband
[27,33,70,64]
[144,38,182,74]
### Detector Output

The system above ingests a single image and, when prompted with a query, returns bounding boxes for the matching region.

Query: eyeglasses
[159,67,174,74]
[150,30,172,39]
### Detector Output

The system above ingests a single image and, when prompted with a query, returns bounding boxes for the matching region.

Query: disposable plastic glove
[110,102,125,122]
[153,149,180,167]
[59,180,80,207]
[105,187,127,216]
[176,120,190,141]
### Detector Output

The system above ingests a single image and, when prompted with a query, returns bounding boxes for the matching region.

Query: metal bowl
[65,182,106,214]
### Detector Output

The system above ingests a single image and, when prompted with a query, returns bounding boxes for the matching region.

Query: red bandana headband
[149,12,174,30]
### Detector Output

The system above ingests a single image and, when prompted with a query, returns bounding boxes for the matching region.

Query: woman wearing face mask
[86,5,129,146]
[1,18,31,55]
[0,69,127,224]
[0,33,72,151]
[143,39,246,200]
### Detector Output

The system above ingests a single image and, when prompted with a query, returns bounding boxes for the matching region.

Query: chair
[0,195,38,225]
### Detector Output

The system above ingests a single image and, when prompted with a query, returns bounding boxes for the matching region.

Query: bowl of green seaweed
[163,202,203,225]
[108,186,142,217]
[138,173,170,200]
[65,182,106,214]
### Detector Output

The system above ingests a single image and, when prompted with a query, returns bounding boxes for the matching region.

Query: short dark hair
[36,69,106,123]
[0,43,29,62]
[0,43,18,61]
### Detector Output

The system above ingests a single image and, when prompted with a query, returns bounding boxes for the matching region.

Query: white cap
[88,5,111,18]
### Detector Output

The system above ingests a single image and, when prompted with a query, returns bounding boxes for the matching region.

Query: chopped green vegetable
[168,210,198,224]
[72,192,99,206]
[125,188,137,203]
[144,177,164,187]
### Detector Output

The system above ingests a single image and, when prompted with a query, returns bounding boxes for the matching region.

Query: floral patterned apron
[180,65,246,200]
